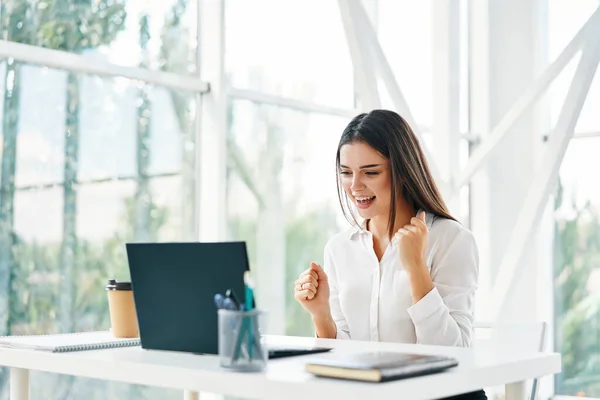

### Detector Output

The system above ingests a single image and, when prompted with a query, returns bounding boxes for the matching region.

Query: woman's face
[339,141,392,220]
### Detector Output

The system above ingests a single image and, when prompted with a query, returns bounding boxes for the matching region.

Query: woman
[294,110,484,399]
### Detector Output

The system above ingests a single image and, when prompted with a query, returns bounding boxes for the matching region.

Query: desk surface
[0,335,561,400]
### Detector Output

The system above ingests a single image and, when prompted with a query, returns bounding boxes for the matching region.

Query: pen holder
[218,309,268,372]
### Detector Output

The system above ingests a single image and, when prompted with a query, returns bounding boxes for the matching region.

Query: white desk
[0,334,560,400]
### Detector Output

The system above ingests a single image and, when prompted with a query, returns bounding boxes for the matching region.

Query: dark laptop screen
[126,242,250,354]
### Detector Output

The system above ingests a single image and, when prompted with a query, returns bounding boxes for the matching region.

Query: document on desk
[305,351,458,382]
[0,331,140,353]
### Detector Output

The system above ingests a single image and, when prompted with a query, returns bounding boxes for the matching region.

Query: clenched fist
[395,211,428,273]
[294,262,330,319]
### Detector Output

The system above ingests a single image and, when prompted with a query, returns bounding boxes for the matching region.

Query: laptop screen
[126,242,250,355]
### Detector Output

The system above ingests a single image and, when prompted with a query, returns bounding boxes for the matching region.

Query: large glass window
[554,137,600,397]
[226,99,349,336]
[224,0,354,109]
[0,63,193,398]
[0,0,197,74]
[549,0,600,397]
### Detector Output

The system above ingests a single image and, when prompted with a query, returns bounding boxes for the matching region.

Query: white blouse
[324,211,479,347]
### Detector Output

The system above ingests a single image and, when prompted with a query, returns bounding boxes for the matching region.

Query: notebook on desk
[305,351,459,382]
[0,331,140,353]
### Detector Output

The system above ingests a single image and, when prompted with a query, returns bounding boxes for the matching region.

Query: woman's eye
[339,171,351,175]
[365,171,380,176]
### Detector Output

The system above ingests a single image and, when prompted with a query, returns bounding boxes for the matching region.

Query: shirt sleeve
[406,229,479,347]
[324,242,351,340]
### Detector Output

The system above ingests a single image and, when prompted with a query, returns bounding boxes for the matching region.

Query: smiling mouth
[355,196,376,205]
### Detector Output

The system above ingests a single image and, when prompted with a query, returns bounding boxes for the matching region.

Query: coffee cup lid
[106,279,132,291]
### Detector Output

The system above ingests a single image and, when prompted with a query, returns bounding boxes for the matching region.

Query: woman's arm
[406,229,478,347]
[312,315,337,338]
[318,243,351,339]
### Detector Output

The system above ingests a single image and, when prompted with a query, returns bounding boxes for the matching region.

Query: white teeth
[356,196,375,201]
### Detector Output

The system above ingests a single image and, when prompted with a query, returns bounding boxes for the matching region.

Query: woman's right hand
[294,262,331,319]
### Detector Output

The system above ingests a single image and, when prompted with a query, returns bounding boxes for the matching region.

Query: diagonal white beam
[346,0,446,192]
[451,6,600,194]
[0,40,209,93]
[337,0,381,111]
[492,36,600,320]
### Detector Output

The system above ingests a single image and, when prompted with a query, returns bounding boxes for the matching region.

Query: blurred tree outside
[32,0,128,336]
[226,95,340,336]
[134,13,153,243]
[553,179,600,397]
[0,0,345,398]
[4,1,127,397]
[0,0,36,341]
[0,0,128,341]
[0,1,185,398]
[158,0,196,241]
[157,0,338,335]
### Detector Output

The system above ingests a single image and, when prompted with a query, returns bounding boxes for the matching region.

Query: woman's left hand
[395,211,428,273]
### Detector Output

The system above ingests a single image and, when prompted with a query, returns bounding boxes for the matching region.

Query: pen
[244,271,255,359]
[225,288,241,310]
[243,271,254,312]
[214,293,239,311]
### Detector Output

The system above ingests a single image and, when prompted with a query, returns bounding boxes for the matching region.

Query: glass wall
[225,99,349,336]
[6,0,596,397]
[549,0,600,396]
[0,1,198,397]
[224,0,354,108]
[223,0,441,337]
[0,0,197,74]
[554,137,600,397]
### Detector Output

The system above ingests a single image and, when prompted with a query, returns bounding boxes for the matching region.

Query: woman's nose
[350,175,365,191]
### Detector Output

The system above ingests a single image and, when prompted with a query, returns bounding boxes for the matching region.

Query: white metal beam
[452,6,600,194]
[337,0,381,110]
[432,0,461,214]
[468,0,493,320]
[572,130,600,139]
[492,35,600,320]
[197,0,227,242]
[228,88,359,118]
[0,40,209,93]
[346,0,446,193]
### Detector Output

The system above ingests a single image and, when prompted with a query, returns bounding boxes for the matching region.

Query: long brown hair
[336,109,456,239]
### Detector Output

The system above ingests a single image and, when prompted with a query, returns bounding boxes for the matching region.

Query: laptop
[126,242,331,358]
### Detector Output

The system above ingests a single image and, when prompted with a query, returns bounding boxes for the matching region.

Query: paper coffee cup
[106,279,139,338]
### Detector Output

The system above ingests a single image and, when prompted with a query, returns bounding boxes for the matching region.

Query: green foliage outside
[228,206,339,338]
[0,1,339,398]
[553,180,600,397]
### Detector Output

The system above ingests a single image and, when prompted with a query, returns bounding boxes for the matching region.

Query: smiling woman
[294,109,480,343]
[336,110,455,239]
[293,109,483,399]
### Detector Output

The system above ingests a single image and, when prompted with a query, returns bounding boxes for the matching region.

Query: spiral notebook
[0,331,140,353]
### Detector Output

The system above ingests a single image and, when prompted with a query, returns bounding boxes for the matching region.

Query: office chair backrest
[473,321,547,400]
[474,321,546,353]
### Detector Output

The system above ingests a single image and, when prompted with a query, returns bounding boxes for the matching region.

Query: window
[554,137,600,397]
[549,0,600,396]
[0,0,197,74]
[224,0,354,109]
[225,99,348,336]
[0,63,193,398]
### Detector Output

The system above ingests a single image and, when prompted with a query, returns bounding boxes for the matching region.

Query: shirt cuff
[335,328,350,340]
[313,326,350,339]
[407,286,444,324]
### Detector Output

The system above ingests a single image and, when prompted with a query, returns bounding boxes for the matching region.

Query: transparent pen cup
[218,309,268,372]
